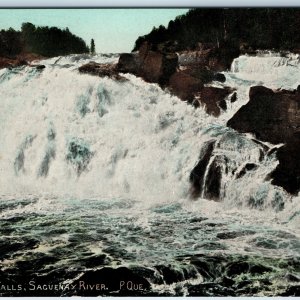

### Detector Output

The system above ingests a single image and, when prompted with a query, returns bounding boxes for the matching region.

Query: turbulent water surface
[0,52,299,296]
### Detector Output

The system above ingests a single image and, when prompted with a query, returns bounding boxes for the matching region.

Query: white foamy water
[0,55,213,203]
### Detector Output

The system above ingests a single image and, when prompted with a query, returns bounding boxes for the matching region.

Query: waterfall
[0,53,299,212]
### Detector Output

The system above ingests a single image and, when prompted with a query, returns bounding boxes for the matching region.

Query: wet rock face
[190,140,216,198]
[227,86,300,144]
[189,131,271,202]
[137,41,178,85]
[195,86,234,117]
[203,156,223,200]
[230,92,237,103]
[228,86,300,194]
[270,135,300,194]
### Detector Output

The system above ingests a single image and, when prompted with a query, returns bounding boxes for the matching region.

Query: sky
[0,9,189,53]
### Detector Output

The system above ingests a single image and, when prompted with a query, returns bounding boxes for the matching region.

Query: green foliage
[133,8,300,52]
[0,22,89,58]
[0,27,22,57]
[21,23,89,56]
[90,38,95,54]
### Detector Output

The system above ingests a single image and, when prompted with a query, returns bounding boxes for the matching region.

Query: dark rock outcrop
[168,65,233,116]
[203,156,223,200]
[270,135,300,194]
[117,42,178,86]
[116,42,234,115]
[230,92,237,103]
[0,53,44,70]
[190,140,216,198]
[0,57,28,69]
[117,53,140,75]
[79,62,127,81]
[168,70,204,101]
[178,43,239,72]
[33,64,46,70]
[139,51,178,85]
[228,86,300,194]
[194,86,234,117]
[228,86,300,144]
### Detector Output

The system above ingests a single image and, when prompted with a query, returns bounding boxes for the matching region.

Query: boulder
[139,51,178,85]
[168,70,204,101]
[79,62,127,81]
[195,86,234,117]
[227,86,300,144]
[117,43,178,86]
[117,53,140,75]
[34,64,46,70]
[228,86,300,194]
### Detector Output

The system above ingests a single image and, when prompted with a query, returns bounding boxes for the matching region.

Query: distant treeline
[133,8,300,52]
[0,23,89,58]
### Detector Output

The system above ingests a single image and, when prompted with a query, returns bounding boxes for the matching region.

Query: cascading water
[0,53,299,296]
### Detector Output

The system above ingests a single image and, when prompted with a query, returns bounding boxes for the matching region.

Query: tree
[132,8,300,52]
[90,39,95,54]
